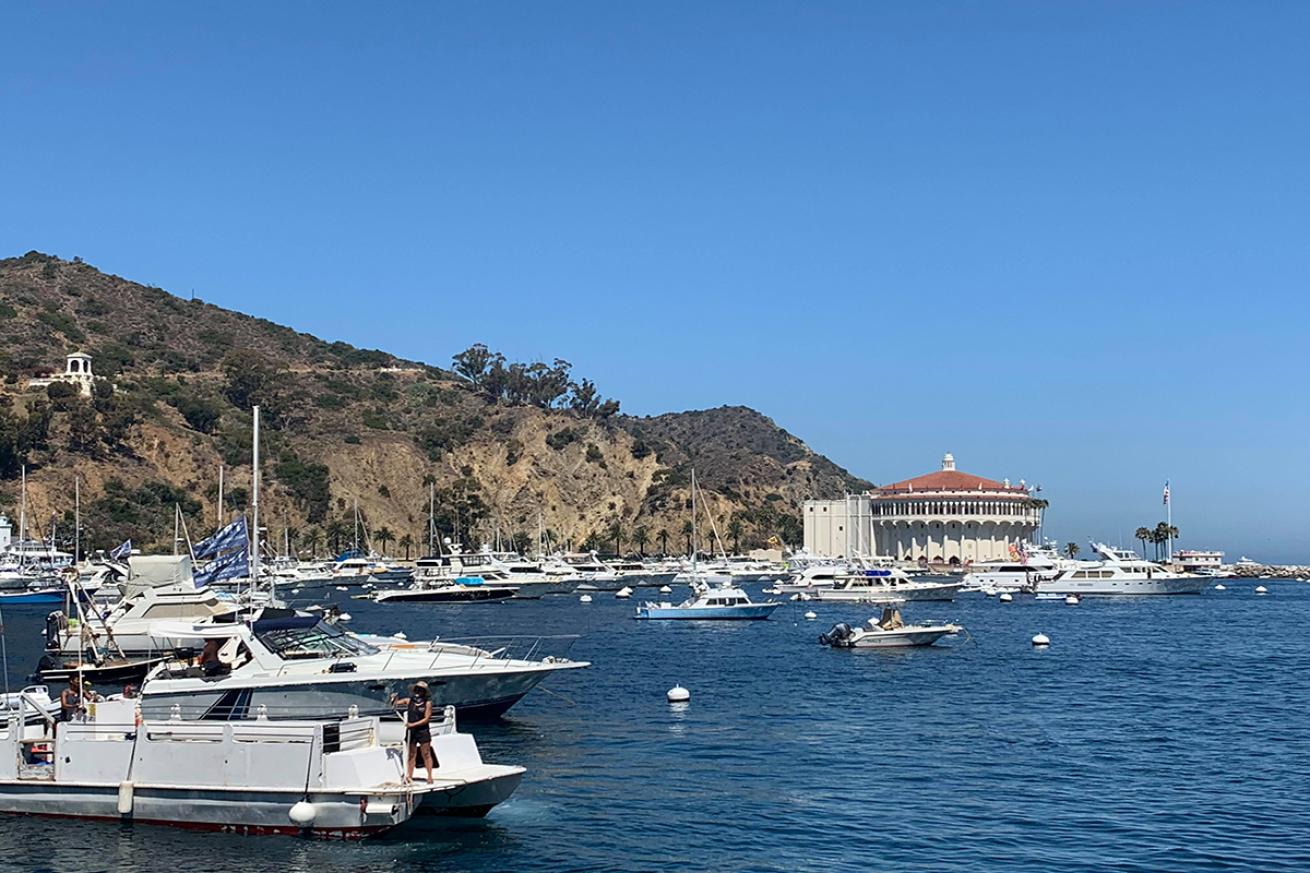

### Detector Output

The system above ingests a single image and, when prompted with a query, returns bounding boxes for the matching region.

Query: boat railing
[424,634,581,668]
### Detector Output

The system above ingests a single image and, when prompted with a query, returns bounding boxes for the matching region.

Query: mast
[691,467,697,575]
[1165,479,1173,563]
[173,503,180,556]
[353,497,359,552]
[251,406,261,587]
[427,482,435,555]
[217,463,224,526]
[18,465,25,571]
[74,476,80,565]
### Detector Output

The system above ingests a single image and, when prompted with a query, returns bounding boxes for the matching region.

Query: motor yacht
[1035,543,1208,596]
[138,610,589,721]
[811,569,961,603]
[634,582,780,620]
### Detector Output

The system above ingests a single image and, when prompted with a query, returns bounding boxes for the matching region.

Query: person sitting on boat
[876,607,904,630]
[391,682,437,784]
[199,639,230,677]
[58,676,85,723]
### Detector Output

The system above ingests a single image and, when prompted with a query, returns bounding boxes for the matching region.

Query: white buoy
[804,610,817,620]
[1255,586,1268,595]
[659,585,672,594]
[289,800,317,826]
[999,592,1014,603]
[394,631,408,640]
[1032,633,1050,647]
[984,589,997,598]
[579,594,593,603]
[292,587,302,594]
[1064,595,1080,605]
[338,612,352,622]
[1214,584,1226,591]
[789,593,801,602]
[666,685,690,703]
[615,587,633,599]
[335,586,348,592]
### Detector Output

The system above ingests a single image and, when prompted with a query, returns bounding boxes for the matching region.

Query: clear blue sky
[2,3,1307,561]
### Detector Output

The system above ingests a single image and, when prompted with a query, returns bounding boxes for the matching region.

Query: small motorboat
[818,607,962,648]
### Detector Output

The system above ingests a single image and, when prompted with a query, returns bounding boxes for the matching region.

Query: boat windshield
[257,622,380,660]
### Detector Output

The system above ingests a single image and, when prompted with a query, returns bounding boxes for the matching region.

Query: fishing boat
[818,608,962,648]
[0,695,522,838]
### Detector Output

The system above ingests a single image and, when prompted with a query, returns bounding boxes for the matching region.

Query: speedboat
[1034,543,1209,596]
[819,607,962,648]
[138,610,589,721]
[634,582,779,620]
[0,695,521,838]
[811,568,961,603]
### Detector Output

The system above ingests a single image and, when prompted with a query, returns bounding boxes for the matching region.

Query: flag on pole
[1162,482,1170,506]
[193,516,249,560]
[194,547,250,587]
[109,539,132,559]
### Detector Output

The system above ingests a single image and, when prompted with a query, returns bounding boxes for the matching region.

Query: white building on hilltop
[804,453,1043,565]
[26,352,104,398]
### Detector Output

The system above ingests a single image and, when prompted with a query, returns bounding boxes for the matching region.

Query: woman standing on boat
[391,682,436,784]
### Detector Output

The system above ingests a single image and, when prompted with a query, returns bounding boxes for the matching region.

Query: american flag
[1162,482,1170,506]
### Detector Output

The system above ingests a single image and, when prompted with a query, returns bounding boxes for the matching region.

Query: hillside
[0,251,870,557]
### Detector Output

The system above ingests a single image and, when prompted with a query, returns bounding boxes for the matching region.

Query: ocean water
[1,579,1308,872]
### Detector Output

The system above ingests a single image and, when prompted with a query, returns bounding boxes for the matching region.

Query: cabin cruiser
[811,569,962,603]
[0,696,522,838]
[1034,543,1208,596]
[138,610,589,721]
[818,607,962,648]
[771,564,852,594]
[327,556,411,587]
[391,551,523,601]
[961,542,1074,592]
[634,582,779,620]
[606,559,679,587]
[549,552,626,590]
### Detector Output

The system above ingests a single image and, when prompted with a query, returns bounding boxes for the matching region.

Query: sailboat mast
[217,463,224,526]
[74,476,80,565]
[18,465,26,571]
[428,482,435,555]
[251,406,261,586]
[353,497,359,552]
[691,468,697,574]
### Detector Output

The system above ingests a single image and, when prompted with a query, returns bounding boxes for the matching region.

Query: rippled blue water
[1,579,1308,872]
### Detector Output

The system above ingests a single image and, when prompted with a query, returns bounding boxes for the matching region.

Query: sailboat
[0,466,64,604]
[634,469,779,621]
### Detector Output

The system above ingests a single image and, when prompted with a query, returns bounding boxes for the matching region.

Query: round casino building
[803,454,1043,565]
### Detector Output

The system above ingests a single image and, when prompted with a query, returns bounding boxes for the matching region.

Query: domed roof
[873,454,1027,495]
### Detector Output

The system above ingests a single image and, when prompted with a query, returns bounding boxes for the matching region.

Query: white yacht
[812,568,962,603]
[139,610,589,720]
[961,544,1073,592]
[1035,543,1208,596]
[634,581,779,620]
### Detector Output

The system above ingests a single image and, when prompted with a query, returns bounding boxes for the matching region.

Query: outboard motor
[44,611,67,652]
[819,622,854,647]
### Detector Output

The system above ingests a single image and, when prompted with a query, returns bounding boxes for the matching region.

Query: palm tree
[1064,542,1080,559]
[398,533,414,560]
[607,519,623,556]
[1135,526,1152,558]
[325,519,349,554]
[658,529,669,556]
[633,525,650,557]
[303,527,323,559]
[374,526,396,556]
[728,518,744,555]
[1152,522,1179,560]
[681,520,694,557]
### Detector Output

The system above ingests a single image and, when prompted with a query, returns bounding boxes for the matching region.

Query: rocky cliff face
[0,252,869,555]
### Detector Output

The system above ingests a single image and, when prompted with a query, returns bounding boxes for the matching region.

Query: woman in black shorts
[392,681,436,783]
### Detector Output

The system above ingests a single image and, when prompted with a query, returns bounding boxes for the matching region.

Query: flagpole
[1166,479,1172,564]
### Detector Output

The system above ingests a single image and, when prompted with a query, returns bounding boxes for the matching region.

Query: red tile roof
[873,469,1026,495]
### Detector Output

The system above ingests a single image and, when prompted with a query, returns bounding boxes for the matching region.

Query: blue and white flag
[194,547,250,587]
[193,516,249,561]
[109,539,132,559]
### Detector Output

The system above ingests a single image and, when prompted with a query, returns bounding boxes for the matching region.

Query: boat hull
[634,603,779,620]
[374,587,515,604]
[1036,577,1210,596]
[837,628,956,648]
[0,782,413,839]
[813,584,961,603]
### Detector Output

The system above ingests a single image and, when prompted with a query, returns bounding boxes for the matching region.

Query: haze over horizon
[2,3,1306,562]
